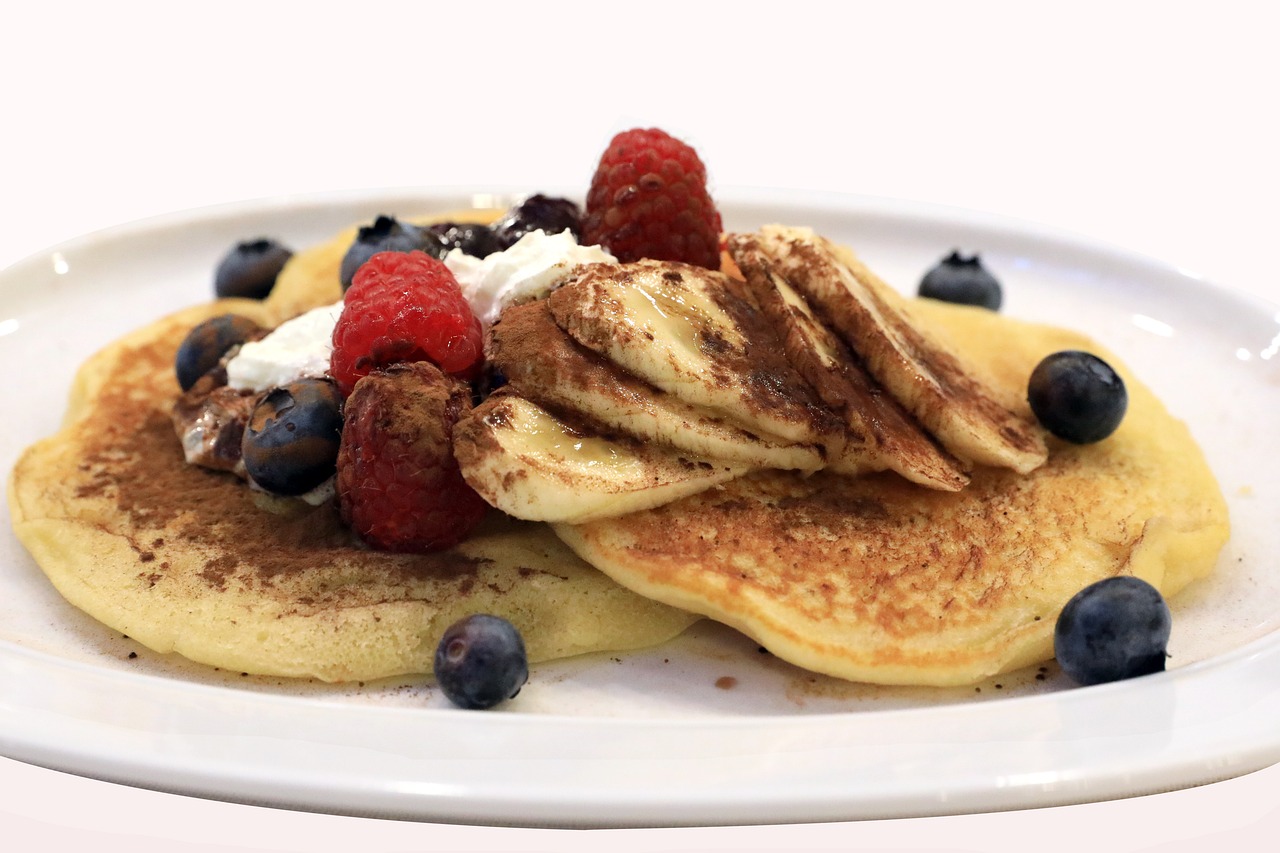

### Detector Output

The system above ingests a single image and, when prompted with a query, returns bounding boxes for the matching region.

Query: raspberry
[330,251,483,396]
[581,127,723,270]
[336,361,488,552]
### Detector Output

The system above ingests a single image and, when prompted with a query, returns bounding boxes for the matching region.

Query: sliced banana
[751,225,1047,473]
[728,232,969,491]
[547,260,844,450]
[490,300,826,472]
[452,393,747,524]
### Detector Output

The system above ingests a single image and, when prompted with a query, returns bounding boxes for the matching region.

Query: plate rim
[6,183,1276,312]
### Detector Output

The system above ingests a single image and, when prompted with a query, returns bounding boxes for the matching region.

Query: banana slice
[490,299,826,472]
[751,226,1047,473]
[547,261,844,450]
[728,233,969,491]
[453,392,747,524]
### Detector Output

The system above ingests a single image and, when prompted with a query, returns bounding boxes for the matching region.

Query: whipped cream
[226,302,342,392]
[445,229,614,325]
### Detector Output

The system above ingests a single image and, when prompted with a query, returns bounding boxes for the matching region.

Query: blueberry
[1054,576,1172,686]
[434,614,528,710]
[1028,350,1127,444]
[491,194,583,249]
[424,221,504,259]
[174,314,263,391]
[241,378,343,495]
[339,215,441,291]
[214,238,293,300]
[470,365,507,405]
[918,250,1002,310]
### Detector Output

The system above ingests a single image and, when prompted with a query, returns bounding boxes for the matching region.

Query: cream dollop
[445,230,614,326]
[226,301,342,392]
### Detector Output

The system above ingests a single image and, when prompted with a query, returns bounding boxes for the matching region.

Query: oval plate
[2,189,1278,827]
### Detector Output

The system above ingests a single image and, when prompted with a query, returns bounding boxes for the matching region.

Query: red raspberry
[581,127,723,270]
[336,361,488,552]
[330,251,483,397]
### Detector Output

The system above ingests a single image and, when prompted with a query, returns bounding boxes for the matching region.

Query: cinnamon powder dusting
[71,330,503,609]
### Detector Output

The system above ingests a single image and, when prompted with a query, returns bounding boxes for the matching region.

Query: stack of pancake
[7,215,1229,687]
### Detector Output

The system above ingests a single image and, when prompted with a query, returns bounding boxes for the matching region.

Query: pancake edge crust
[553,300,1230,687]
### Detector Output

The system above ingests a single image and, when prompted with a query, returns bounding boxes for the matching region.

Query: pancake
[554,299,1230,686]
[7,225,698,683]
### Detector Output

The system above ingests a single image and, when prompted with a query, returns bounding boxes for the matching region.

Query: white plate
[2,190,1278,827]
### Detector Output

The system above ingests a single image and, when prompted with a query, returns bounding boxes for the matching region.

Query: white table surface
[3,2,1277,850]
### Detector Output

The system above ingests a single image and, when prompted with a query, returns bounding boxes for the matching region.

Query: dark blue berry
[175,314,263,391]
[492,194,582,249]
[434,614,528,710]
[471,366,507,405]
[1054,576,1172,686]
[214,238,293,300]
[424,221,503,259]
[241,379,343,495]
[339,215,441,291]
[918,251,1002,310]
[1028,350,1127,444]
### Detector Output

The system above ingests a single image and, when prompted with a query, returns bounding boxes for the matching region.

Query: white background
[2,1,1277,850]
